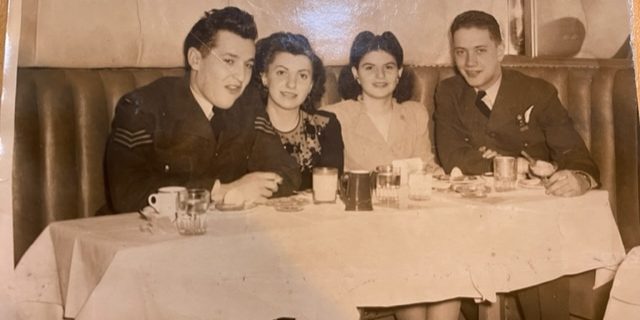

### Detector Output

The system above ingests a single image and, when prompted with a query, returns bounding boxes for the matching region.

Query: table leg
[479,295,504,320]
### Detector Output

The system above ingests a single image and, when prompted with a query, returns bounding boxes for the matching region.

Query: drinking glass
[312,167,338,203]
[493,156,517,192]
[375,165,401,207]
[408,166,432,201]
[175,188,209,235]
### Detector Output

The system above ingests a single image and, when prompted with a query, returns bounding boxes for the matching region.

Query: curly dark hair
[338,31,413,102]
[183,7,257,71]
[450,10,502,44]
[253,32,326,112]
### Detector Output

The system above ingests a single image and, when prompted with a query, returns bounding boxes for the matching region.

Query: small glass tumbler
[176,188,210,235]
[408,167,432,201]
[493,156,517,192]
[313,167,338,203]
[375,165,401,207]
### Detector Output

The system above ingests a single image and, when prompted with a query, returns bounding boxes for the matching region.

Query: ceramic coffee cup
[148,186,187,218]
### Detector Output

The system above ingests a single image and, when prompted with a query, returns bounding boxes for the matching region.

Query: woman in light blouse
[322,31,440,174]
[324,30,454,320]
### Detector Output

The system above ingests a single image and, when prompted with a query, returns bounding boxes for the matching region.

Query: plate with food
[518,177,544,189]
[265,194,312,212]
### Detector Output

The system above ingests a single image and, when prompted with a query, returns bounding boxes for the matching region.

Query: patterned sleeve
[316,111,345,176]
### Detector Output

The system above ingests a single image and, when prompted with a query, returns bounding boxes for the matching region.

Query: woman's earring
[355,77,361,84]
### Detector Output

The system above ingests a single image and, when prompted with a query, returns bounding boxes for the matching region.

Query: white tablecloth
[603,246,640,319]
[13,189,626,320]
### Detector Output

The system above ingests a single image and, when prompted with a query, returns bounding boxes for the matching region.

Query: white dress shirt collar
[475,75,502,109]
[189,85,214,120]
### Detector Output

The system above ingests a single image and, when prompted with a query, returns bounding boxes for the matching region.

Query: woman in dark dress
[253,32,344,190]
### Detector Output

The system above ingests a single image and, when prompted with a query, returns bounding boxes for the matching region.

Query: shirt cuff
[572,170,597,190]
[211,179,224,203]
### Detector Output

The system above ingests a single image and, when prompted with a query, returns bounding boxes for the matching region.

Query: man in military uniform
[105,7,300,213]
[435,10,598,197]
[434,10,601,319]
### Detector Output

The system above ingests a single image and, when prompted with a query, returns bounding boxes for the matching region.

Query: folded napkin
[392,158,424,185]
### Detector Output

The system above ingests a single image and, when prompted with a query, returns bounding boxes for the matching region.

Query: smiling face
[452,27,504,90]
[188,30,255,109]
[352,50,403,100]
[261,52,313,112]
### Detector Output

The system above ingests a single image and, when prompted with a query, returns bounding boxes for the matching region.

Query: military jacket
[435,69,599,181]
[105,77,300,212]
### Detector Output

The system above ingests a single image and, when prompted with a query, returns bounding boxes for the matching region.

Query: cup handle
[339,174,350,202]
[370,171,377,193]
[148,194,158,210]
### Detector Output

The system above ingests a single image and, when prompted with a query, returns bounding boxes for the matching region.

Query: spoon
[520,150,537,166]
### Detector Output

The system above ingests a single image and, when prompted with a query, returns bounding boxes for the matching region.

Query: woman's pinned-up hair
[338,31,413,102]
[253,32,326,112]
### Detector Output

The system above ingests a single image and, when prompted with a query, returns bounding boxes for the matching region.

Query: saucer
[213,202,257,212]
[518,178,544,189]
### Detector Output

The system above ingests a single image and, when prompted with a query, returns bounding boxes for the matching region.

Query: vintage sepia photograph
[1,0,639,319]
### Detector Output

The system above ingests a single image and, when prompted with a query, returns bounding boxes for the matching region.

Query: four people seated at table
[106,6,599,211]
[105,5,602,320]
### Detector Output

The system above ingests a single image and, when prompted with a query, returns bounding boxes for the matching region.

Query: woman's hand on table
[544,170,591,197]
[215,172,283,204]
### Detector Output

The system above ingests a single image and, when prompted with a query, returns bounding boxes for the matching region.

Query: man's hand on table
[545,170,591,197]
[213,172,283,204]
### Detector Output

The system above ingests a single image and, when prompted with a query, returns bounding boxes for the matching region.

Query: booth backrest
[13,57,640,261]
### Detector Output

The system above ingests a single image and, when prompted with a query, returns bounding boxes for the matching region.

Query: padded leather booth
[14,57,640,265]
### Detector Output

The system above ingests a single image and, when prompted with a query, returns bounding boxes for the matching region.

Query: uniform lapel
[459,84,489,138]
[166,77,216,143]
[487,69,531,132]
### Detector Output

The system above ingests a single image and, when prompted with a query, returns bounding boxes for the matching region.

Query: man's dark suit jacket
[434,68,599,181]
[105,76,300,213]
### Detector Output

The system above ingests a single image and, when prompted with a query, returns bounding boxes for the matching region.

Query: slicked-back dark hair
[253,32,326,112]
[450,10,502,44]
[338,31,412,102]
[183,6,257,71]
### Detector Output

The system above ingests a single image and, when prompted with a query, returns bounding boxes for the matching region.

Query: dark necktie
[475,90,491,118]
[210,107,223,141]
